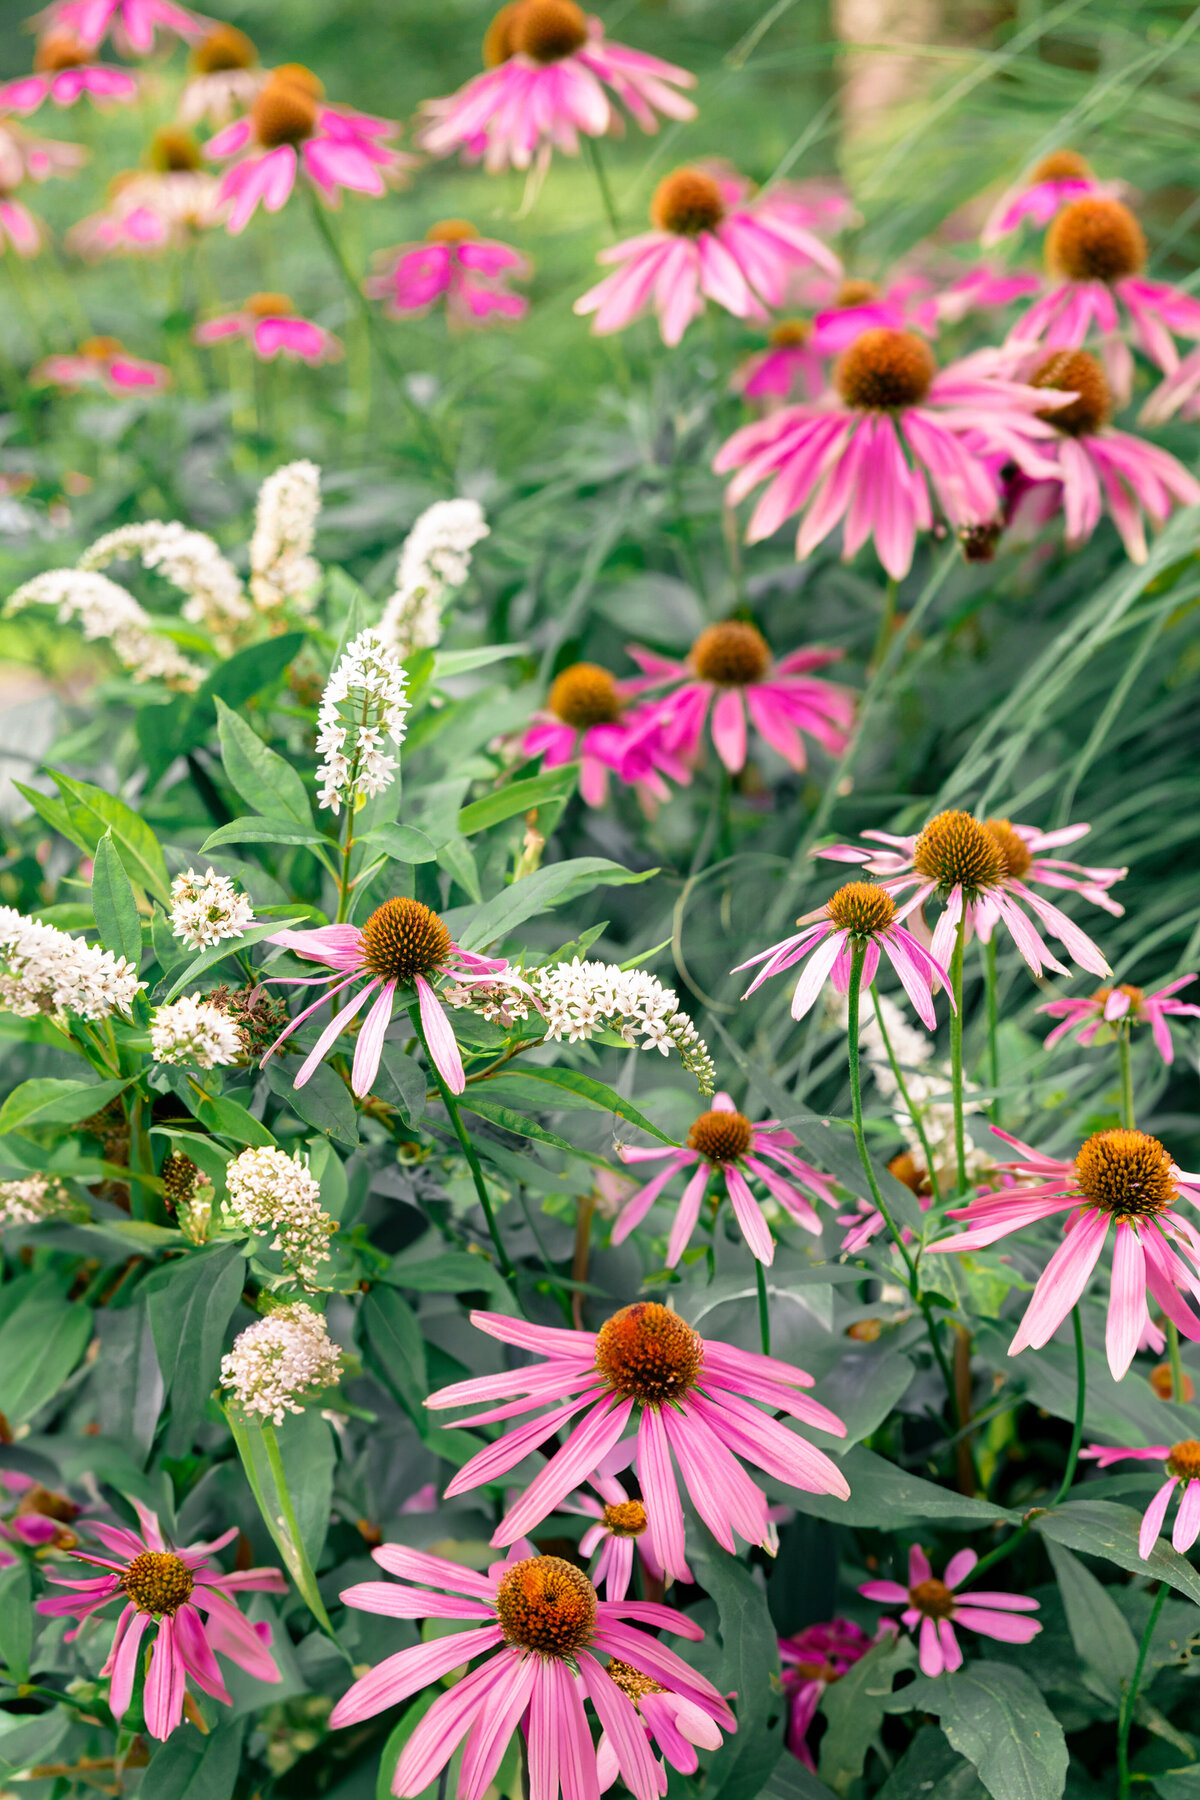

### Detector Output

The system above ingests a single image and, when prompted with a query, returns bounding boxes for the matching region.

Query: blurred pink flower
[1081,1441,1200,1558]
[779,1618,881,1766]
[67,139,223,257]
[34,338,169,394]
[980,149,1114,247]
[366,220,530,327]
[518,660,675,807]
[1041,975,1200,1065]
[0,197,42,256]
[1141,345,1200,426]
[32,0,208,55]
[195,294,342,365]
[0,1469,101,1567]
[178,22,263,125]
[861,1544,1039,1676]
[0,118,87,186]
[0,30,137,112]
[735,320,826,404]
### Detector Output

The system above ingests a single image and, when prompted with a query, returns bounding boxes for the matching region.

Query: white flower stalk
[316,629,410,815]
[0,1173,75,1229]
[525,958,716,1094]
[0,906,144,1021]
[170,867,255,951]
[219,1301,343,1424]
[223,1147,335,1287]
[856,990,992,1186]
[151,994,243,1069]
[80,520,252,651]
[378,498,489,655]
[7,569,205,689]
[249,460,322,614]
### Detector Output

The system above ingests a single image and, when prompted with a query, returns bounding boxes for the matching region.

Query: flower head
[779,1618,879,1766]
[33,337,170,396]
[1081,1440,1200,1559]
[0,30,138,114]
[377,497,490,655]
[150,994,242,1069]
[0,905,144,1020]
[179,22,263,124]
[195,292,342,365]
[220,1301,344,1424]
[735,318,826,404]
[32,0,208,55]
[0,116,87,186]
[527,958,715,1092]
[0,1467,100,1564]
[169,866,254,951]
[7,566,204,689]
[0,195,43,258]
[980,148,1112,247]
[67,159,224,258]
[249,460,321,613]
[315,629,410,813]
[80,521,251,651]
[1041,975,1200,1066]
[562,1468,675,1600]
[223,1146,335,1288]
[519,660,677,807]
[861,1544,1039,1677]
[0,1172,75,1230]
[161,1151,214,1243]
[367,221,531,328]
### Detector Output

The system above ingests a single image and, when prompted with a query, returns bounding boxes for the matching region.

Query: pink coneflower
[32,0,207,54]
[1042,975,1200,1065]
[365,220,531,327]
[0,118,87,186]
[839,1186,933,1256]
[713,332,1064,580]
[564,1471,676,1599]
[735,881,952,1031]
[0,1469,100,1567]
[178,22,263,125]
[194,293,342,365]
[427,1303,849,1581]
[735,319,826,404]
[933,262,1042,326]
[1081,1440,1200,1558]
[1141,344,1200,426]
[575,164,841,348]
[779,1618,880,1767]
[614,1090,838,1266]
[67,129,223,258]
[264,900,533,1098]
[927,1126,1200,1379]
[415,0,696,174]
[861,1544,1040,1677]
[331,1541,734,1800]
[980,148,1112,248]
[626,620,854,778]
[818,811,1119,979]
[518,660,674,807]
[33,336,169,395]
[0,194,42,257]
[36,1499,285,1740]
[0,29,137,113]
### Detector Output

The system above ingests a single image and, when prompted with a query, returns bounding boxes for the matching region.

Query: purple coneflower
[1081,1440,1200,1558]
[1041,974,1200,1065]
[861,1544,1040,1676]
[367,220,531,326]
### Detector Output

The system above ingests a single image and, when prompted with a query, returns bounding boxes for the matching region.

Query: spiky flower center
[252,75,318,148]
[34,29,87,71]
[602,1499,648,1537]
[691,621,770,686]
[1046,197,1145,284]
[835,328,936,411]
[547,662,621,729]
[1032,149,1092,184]
[837,277,881,308]
[1167,1439,1200,1480]
[687,1108,754,1165]
[244,292,293,317]
[912,810,1005,894]
[825,881,896,937]
[122,1551,194,1616]
[1032,350,1110,437]
[483,2,523,65]
[494,1555,597,1656]
[1151,1364,1195,1402]
[161,1151,202,1209]
[81,337,125,360]
[150,128,202,173]
[769,318,811,347]
[1073,1129,1177,1218]
[651,168,725,237]
[909,1577,955,1619]
[426,218,479,245]
[594,1302,702,1405]
[191,22,257,72]
[360,898,452,985]
[15,1485,77,1524]
[510,0,588,61]
[272,63,325,98]
[983,818,1033,880]
[607,1658,665,1699]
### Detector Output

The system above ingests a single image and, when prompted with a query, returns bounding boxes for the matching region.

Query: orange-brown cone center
[1031,350,1110,437]
[360,898,453,985]
[687,1108,753,1165]
[253,75,319,147]
[651,168,725,237]
[1074,1129,1177,1218]
[691,620,770,686]
[191,22,257,73]
[122,1551,194,1616]
[835,328,936,411]
[495,1555,597,1655]
[983,818,1033,880]
[426,218,479,245]
[547,662,621,729]
[1046,197,1145,283]
[912,810,1005,893]
[909,1577,955,1619]
[824,881,896,937]
[509,0,589,62]
[594,1302,702,1405]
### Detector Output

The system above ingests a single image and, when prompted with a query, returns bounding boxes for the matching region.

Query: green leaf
[691,1522,783,1800]
[486,1065,675,1144]
[0,1706,70,1778]
[386,1249,518,1316]
[762,1760,840,1800]
[766,1444,1014,1529]
[1036,1499,1200,1607]
[819,1631,916,1794]
[0,1560,32,1684]
[200,817,332,851]
[362,1286,428,1421]
[886,1664,1067,1800]
[375,1044,426,1126]
[143,1720,246,1800]
[458,765,580,835]
[189,1092,276,1147]
[454,857,656,952]
[91,830,143,965]
[49,770,170,901]
[359,822,439,864]
[226,1405,336,1635]
[265,1060,359,1147]
[1153,1769,1200,1798]
[437,834,483,904]
[0,1075,135,1137]
[433,643,525,679]
[0,1289,91,1423]
[160,915,305,1003]
[195,633,306,728]
[878,1728,987,1800]
[375,1692,441,1800]
[454,1095,598,1160]
[215,696,315,827]
[1043,1538,1137,1702]
[144,1243,246,1452]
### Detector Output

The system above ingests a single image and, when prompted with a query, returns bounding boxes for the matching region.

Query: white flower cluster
[151,994,242,1069]
[6,568,205,689]
[223,1146,335,1288]
[0,905,143,1021]
[170,867,255,951]
[378,498,489,656]
[219,1301,344,1424]
[857,991,993,1187]
[0,1173,74,1229]
[249,460,322,614]
[316,629,410,814]
[524,958,716,1094]
[80,520,251,651]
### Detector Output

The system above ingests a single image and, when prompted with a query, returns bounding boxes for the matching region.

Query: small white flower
[80,520,251,652]
[249,460,322,614]
[151,994,242,1069]
[315,629,410,815]
[170,867,255,952]
[223,1146,335,1288]
[522,958,716,1093]
[220,1301,344,1425]
[0,906,144,1022]
[0,1173,74,1228]
[7,568,204,689]
[377,497,489,655]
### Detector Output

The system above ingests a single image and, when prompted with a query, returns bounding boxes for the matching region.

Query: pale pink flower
[576,164,841,348]
[614,1091,838,1266]
[331,1541,734,1800]
[518,660,675,807]
[861,1544,1040,1677]
[32,0,208,55]
[195,293,342,365]
[416,0,696,174]
[37,1498,285,1739]
[177,22,263,126]
[427,1302,849,1582]
[1081,1441,1200,1559]
[1041,975,1200,1066]
[980,149,1115,247]
[67,135,224,257]
[33,338,169,395]
[0,118,87,186]
[927,1126,1200,1380]
[366,221,531,327]
[839,1190,933,1257]
[0,197,42,257]
[0,30,137,113]
[1141,345,1200,426]
[779,1618,881,1767]
[933,262,1043,325]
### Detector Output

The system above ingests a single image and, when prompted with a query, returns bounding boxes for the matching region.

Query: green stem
[755,1258,771,1355]
[1117,1580,1167,1799]
[1118,1023,1135,1131]
[582,134,620,238]
[1167,1319,1186,1407]
[949,920,967,1195]
[869,575,899,672]
[984,935,1000,1127]
[870,981,942,1206]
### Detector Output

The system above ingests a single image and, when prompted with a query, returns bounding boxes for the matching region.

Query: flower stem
[571,1190,596,1331]
[755,1258,771,1356]
[1167,1320,1186,1407]
[1118,1023,1135,1130]
[949,919,968,1196]
[582,134,620,238]
[984,935,1000,1127]
[1116,1580,1167,1799]
[868,575,899,673]
[870,982,941,1206]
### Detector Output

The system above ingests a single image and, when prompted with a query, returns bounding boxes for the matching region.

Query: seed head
[252,76,318,148]
[824,881,896,937]
[769,318,811,347]
[1046,197,1146,283]
[691,620,770,686]
[483,2,523,64]
[835,329,936,411]
[606,1658,665,1699]
[594,1302,702,1405]
[1031,149,1092,183]
[191,23,257,72]
[122,1551,194,1616]
[601,1499,648,1537]
[1152,1364,1195,1402]
[150,128,202,172]
[34,29,87,70]
[687,1107,753,1165]
[426,218,479,244]
[912,810,1005,894]
[547,662,621,729]
[495,1555,597,1656]
[1074,1129,1177,1218]
[1032,350,1110,437]
[837,277,881,308]
[15,1485,77,1524]
[360,898,453,986]
[244,292,293,317]
[1167,1439,1200,1480]
[983,818,1033,880]
[909,1577,955,1619]
[510,0,589,61]
[651,168,725,237]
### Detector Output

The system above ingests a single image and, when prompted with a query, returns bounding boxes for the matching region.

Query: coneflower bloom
[614,1091,838,1266]
[331,1542,734,1800]
[33,337,169,395]
[779,1618,879,1767]
[626,621,854,777]
[264,901,533,1098]
[0,1469,101,1565]
[0,193,42,257]
[1041,975,1200,1065]
[860,1545,1040,1677]
[927,1127,1200,1379]
[734,881,953,1031]
[194,293,342,365]
[1080,1441,1200,1559]
[980,148,1112,247]
[178,22,263,125]
[596,1655,727,1791]
[0,118,87,186]
[427,1303,849,1581]
[713,332,1065,579]
[518,661,674,807]
[31,0,207,54]
[415,0,696,174]
[37,1499,285,1740]
[564,1473,675,1599]
[0,29,137,112]
[818,810,1118,978]
[575,165,841,348]
[365,220,531,327]
[735,320,826,404]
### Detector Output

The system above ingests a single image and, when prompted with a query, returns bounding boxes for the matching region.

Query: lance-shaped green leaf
[454,857,656,952]
[143,1243,245,1452]
[884,1664,1067,1800]
[48,770,170,901]
[458,764,579,835]
[201,817,333,851]
[692,1521,784,1800]
[479,1065,675,1144]
[0,1075,136,1137]
[91,829,143,965]
[1044,1538,1137,1703]
[226,1404,338,1638]
[1036,1498,1200,1606]
[215,696,315,827]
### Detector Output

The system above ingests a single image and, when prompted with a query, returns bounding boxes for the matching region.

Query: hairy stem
[756,1258,771,1356]
[984,935,1000,1127]
[870,981,942,1205]
[949,920,967,1195]
[1118,1023,1135,1130]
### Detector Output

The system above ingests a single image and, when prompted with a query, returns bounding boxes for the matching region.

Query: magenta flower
[735,880,952,1031]
[839,1189,933,1257]
[980,149,1112,247]
[1081,1440,1200,1558]
[331,1541,734,1800]
[31,0,207,54]
[819,810,1118,980]
[736,320,827,404]
[576,164,841,348]
[861,1545,1040,1677]
[0,1469,100,1567]
[0,197,42,257]
[33,338,169,395]
[564,1469,677,1599]
[626,620,853,778]
[366,220,531,327]
[779,1617,880,1766]
[427,1302,849,1582]
[933,262,1042,326]
[37,1499,285,1739]
[0,30,137,113]
[614,1091,838,1266]
[264,899,534,1098]
[518,660,675,807]
[195,293,342,366]
[1042,975,1200,1065]
[1141,345,1200,426]
[927,1126,1200,1380]
[415,0,696,174]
